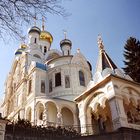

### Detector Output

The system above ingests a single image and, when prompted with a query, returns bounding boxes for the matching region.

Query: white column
[86,108,92,134]
[78,103,87,134]
[57,108,63,126]
[20,109,25,120]
[31,107,34,125]
[73,113,78,126]
[34,105,37,125]
[43,104,48,126]
[109,96,128,130]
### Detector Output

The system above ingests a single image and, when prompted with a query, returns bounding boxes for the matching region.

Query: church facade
[2,25,140,134]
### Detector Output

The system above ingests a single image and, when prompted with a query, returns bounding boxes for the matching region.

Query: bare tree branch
[0,0,68,40]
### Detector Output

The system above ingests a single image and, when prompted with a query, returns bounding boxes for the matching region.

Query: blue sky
[0,0,140,99]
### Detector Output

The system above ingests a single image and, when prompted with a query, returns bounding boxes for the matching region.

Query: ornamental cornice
[47,63,91,74]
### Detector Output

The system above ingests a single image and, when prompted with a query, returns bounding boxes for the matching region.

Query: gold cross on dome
[63,30,67,39]
[33,14,37,26]
[42,16,45,31]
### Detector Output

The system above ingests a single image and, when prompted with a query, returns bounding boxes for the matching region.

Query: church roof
[60,39,72,48]
[95,35,118,73]
[28,26,41,34]
[93,35,133,85]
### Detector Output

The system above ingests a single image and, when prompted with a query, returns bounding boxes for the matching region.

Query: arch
[41,80,45,93]
[36,102,44,121]
[83,92,104,115]
[124,98,140,124]
[61,107,74,126]
[31,50,44,59]
[33,54,41,59]
[99,97,108,108]
[45,100,58,108]
[46,101,57,124]
[71,51,90,70]
[46,53,60,60]
[129,97,137,107]
[91,113,100,134]
[65,75,70,88]
[79,70,85,86]
[26,107,32,122]
[121,86,140,112]
[45,49,62,61]
[60,104,74,117]
[122,95,130,105]
[55,72,61,87]
[90,99,113,133]
[121,86,140,96]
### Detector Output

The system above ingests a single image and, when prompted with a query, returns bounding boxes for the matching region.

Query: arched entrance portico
[61,107,74,126]
[90,100,113,134]
[46,101,57,126]
[36,102,44,125]
[78,92,113,135]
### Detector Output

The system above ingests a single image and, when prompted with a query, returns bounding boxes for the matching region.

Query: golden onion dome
[40,31,53,43]
[20,44,27,49]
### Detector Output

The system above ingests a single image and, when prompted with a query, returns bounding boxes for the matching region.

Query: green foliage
[123,37,140,83]
[15,119,32,128]
[0,0,67,40]
[6,119,80,138]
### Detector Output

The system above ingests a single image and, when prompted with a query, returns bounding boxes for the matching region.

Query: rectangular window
[65,76,70,88]
[79,71,85,86]
[55,72,61,87]
[28,79,32,94]
[41,80,45,93]
[49,79,52,92]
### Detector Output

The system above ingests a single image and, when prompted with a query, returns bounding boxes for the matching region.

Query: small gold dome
[40,31,53,43]
[20,44,27,49]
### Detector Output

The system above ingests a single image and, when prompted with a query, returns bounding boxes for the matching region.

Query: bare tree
[0,0,67,40]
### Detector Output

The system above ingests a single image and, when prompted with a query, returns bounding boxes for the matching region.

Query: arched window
[34,38,37,43]
[68,50,70,55]
[44,46,47,53]
[65,76,70,88]
[28,79,32,94]
[39,112,43,120]
[79,70,85,86]
[26,107,32,121]
[41,80,45,93]
[55,72,61,87]
[33,54,41,59]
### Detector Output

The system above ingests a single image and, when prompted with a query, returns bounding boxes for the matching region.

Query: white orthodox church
[2,24,140,134]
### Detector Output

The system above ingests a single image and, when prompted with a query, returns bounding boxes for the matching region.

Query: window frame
[79,70,85,86]
[41,80,45,93]
[65,75,70,88]
[55,72,61,87]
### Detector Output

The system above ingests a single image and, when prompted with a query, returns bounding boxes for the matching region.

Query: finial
[33,14,37,26]
[77,48,80,53]
[21,36,26,43]
[97,34,104,50]
[63,30,67,39]
[42,16,45,31]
